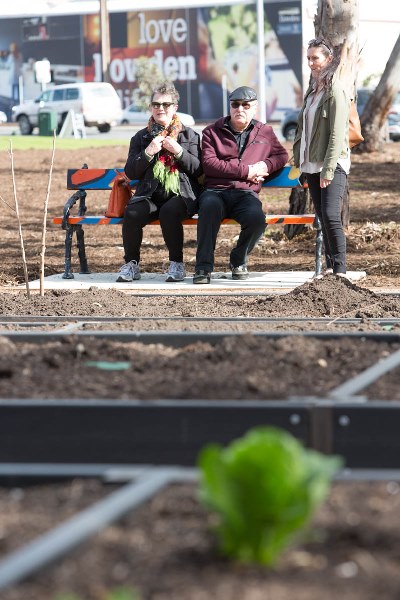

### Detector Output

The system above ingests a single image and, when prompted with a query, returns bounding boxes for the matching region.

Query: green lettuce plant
[198,426,342,566]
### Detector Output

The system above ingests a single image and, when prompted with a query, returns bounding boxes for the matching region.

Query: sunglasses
[151,102,175,109]
[230,101,255,110]
[308,38,333,54]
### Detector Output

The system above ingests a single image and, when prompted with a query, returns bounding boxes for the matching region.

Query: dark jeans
[122,195,190,264]
[305,165,347,274]
[195,188,266,272]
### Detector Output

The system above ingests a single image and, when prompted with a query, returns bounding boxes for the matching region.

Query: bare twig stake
[0,193,16,213]
[9,140,30,299]
[40,130,56,296]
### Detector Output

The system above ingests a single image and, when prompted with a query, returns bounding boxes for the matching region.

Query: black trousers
[305,165,347,274]
[195,188,266,272]
[122,195,190,264]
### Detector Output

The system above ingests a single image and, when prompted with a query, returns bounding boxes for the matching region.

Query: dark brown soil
[1,480,400,600]
[0,275,399,319]
[1,142,400,600]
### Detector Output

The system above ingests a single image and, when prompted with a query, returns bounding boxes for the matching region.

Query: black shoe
[193,269,211,284]
[230,264,249,280]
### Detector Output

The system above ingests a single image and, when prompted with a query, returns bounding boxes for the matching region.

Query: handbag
[104,171,132,217]
[349,100,364,149]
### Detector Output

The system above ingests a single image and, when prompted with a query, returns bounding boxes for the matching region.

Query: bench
[53,166,322,280]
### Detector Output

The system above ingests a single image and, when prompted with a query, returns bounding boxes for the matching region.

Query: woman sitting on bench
[117,81,202,283]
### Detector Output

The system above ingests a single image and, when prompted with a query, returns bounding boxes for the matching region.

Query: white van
[11,82,122,135]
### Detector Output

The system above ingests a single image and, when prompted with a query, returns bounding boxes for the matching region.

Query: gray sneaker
[231,264,249,280]
[166,261,186,282]
[116,260,141,282]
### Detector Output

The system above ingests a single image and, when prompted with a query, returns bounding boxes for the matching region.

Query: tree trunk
[357,34,400,153]
[314,0,360,98]
[284,185,311,240]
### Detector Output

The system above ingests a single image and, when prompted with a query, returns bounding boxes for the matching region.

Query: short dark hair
[151,82,179,104]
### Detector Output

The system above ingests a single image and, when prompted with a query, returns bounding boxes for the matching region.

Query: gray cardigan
[293,78,350,180]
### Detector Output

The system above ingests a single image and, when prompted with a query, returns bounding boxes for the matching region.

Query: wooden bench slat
[66,166,301,190]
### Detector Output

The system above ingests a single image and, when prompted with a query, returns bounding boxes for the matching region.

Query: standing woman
[293,38,350,277]
[118,81,202,283]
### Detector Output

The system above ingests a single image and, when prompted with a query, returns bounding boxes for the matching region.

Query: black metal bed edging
[1,398,400,470]
[1,463,400,483]
[2,316,400,324]
[2,330,400,345]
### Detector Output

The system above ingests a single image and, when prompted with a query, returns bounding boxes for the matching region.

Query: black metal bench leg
[76,224,91,274]
[314,216,323,276]
[62,225,75,279]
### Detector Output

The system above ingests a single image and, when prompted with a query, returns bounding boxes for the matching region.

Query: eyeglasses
[230,101,255,110]
[151,102,175,109]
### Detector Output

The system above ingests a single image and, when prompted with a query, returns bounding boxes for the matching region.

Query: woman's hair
[308,37,341,89]
[151,82,180,104]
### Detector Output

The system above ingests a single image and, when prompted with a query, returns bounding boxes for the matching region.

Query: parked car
[11,82,122,135]
[280,89,399,142]
[120,103,195,127]
[0,111,7,123]
[388,112,400,141]
[388,91,400,141]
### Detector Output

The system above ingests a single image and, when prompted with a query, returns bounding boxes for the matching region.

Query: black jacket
[124,125,203,216]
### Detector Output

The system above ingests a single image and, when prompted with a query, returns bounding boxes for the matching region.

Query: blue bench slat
[66,166,300,191]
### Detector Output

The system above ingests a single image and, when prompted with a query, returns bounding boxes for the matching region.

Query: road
[0,121,285,141]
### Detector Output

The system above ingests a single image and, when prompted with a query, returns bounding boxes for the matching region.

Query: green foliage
[0,136,128,151]
[207,5,269,59]
[105,588,140,600]
[362,73,380,88]
[131,56,164,111]
[55,587,140,600]
[198,426,342,566]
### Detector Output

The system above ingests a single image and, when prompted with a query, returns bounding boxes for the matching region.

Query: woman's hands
[146,135,182,158]
[320,178,331,188]
[162,136,182,156]
[146,135,164,157]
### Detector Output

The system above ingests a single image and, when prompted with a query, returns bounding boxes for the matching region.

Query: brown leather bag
[104,171,132,217]
[349,100,364,149]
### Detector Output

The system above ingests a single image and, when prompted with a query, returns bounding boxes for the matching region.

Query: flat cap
[229,86,257,101]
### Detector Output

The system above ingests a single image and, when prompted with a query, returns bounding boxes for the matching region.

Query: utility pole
[256,0,266,123]
[99,0,111,83]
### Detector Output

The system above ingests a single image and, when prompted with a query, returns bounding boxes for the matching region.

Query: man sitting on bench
[193,86,288,284]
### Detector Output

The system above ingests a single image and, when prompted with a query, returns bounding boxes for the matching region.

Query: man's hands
[146,135,182,158]
[248,161,269,183]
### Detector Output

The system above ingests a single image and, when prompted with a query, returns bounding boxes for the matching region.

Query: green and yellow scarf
[148,113,182,195]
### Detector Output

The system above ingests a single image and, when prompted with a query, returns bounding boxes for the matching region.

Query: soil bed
[0,332,400,401]
[1,479,400,600]
[1,142,400,600]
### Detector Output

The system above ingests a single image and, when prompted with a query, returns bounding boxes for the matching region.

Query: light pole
[256,0,266,123]
[99,0,111,83]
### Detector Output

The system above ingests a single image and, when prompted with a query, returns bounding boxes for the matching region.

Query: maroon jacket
[202,117,288,192]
